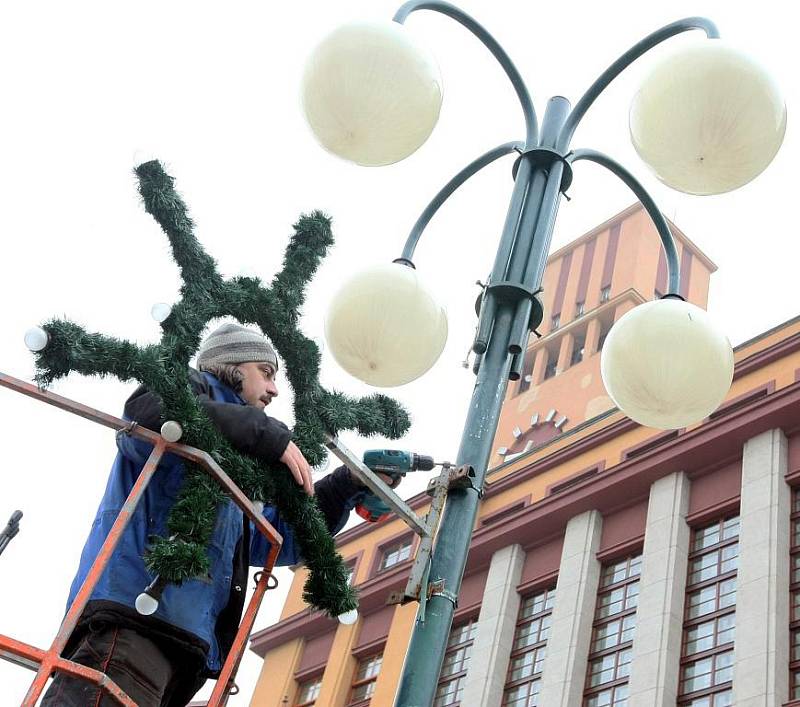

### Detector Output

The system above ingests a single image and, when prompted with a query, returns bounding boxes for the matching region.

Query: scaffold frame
[0,371,284,707]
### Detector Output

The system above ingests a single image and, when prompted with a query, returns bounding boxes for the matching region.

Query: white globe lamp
[630,41,786,195]
[325,263,448,387]
[601,298,734,429]
[302,21,443,166]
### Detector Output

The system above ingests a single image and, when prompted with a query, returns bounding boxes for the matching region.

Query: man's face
[236,361,278,409]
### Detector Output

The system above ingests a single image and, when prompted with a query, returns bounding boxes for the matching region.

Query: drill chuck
[412,454,435,471]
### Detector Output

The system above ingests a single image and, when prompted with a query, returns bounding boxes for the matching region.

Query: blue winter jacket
[65,371,362,674]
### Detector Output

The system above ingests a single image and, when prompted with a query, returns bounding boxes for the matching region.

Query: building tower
[492,202,716,467]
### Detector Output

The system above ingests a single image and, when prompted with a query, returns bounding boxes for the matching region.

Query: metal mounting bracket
[427,579,459,607]
[511,147,574,193]
[475,282,544,333]
[324,434,462,608]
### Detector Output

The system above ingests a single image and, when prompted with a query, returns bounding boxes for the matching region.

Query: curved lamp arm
[558,17,719,150]
[397,141,525,264]
[394,0,538,147]
[567,148,680,295]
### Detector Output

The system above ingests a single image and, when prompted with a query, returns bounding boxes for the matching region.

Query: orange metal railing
[0,371,284,707]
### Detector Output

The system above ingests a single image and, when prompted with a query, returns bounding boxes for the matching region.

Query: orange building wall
[249,638,303,705]
[251,314,800,706]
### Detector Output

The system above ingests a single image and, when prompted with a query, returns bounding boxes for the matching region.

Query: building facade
[248,205,800,707]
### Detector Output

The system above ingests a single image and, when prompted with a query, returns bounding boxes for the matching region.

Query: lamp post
[302,2,786,704]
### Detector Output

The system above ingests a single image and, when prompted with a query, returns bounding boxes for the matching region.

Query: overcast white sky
[0,0,796,703]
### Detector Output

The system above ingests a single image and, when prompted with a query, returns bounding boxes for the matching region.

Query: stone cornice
[492,315,800,477]
[733,331,800,380]
[449,380,800,570]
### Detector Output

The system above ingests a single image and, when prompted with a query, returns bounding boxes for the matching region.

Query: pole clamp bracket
[475,283,544,333]
[428,579,458,608]
[446,465,483,498]
[512,147,574,194]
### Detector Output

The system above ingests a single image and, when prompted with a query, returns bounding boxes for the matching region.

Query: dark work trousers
[40,624,206,707]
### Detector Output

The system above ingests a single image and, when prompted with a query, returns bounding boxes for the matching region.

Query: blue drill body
[356,449,435,522]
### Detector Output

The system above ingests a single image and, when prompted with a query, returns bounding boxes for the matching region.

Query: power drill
[355,450,436,523]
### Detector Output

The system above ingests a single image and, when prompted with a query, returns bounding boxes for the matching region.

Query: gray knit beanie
[196,323,278,371]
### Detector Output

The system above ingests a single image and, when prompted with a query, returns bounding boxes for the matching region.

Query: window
[597,324,611,353]
[379,538,412,571]
[348,653,382,706]
[582,555,641,706]
[502,587,556,706]
[708,385,771,422]
[570,335,585,367]
[551,314,561,331]
[622,430,680,460]
[517,347,536,395]
[600,286,611,303]
[481,500,527,527]
[790,490,800,698]
[434,619,478,706]
[540,345,559,382]
[346,564,356,585]
[295,676,322,707]
[575,301,585,317]
[677,517,738,706]
[548,466,600,496]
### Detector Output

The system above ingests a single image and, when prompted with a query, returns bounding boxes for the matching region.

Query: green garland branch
[31,160,411,616]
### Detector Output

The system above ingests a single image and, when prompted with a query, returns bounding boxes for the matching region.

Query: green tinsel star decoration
[30,160,411,616]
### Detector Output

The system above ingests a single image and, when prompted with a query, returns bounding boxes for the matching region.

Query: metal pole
[386,9,719,703]
[394,102,569,707]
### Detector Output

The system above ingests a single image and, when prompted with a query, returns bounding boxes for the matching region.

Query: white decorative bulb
[160,421,183,443]
[325,263,448,387]
[630,41,786,195]
[135,592,159,616]
[302,21,443,166]
[338,609,359,625]
[24,327,49,352]
[151,303,172,323]
[252,501,265,514]
[601,299,734,429]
